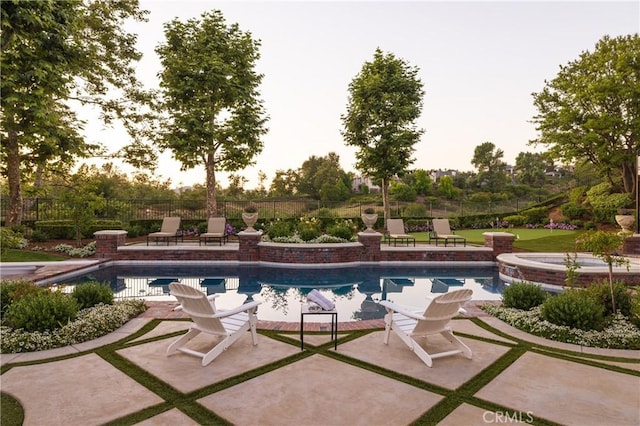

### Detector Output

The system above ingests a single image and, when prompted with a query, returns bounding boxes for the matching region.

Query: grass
[0,249,67,262]
[411,228,585,252]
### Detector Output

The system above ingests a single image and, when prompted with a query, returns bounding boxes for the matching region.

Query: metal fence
[2,196,547,223]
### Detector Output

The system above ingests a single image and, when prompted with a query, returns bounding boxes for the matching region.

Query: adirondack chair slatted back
[169,283,227,334]
[413,289,472,334]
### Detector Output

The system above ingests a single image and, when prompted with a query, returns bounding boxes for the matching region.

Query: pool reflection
[58,264,503,322]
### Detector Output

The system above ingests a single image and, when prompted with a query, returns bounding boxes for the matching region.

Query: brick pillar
[623,234,640,256]
[483,232,515,259]
[238,231,262,262]
[94,230,127,259]
[358,231,382,262]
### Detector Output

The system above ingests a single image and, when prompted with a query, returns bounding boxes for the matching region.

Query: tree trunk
[608,263,617,314]
[621,160,635,197]
[381,177,390,228]
[5,129,23,227]
[205,153,218,218]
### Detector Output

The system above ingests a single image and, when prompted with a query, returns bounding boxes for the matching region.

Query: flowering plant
[225,223,236,235]
[244,204,258,213]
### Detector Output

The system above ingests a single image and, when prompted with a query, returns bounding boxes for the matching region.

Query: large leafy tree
[269,169,298,197]
[531,34,640,200]
[155,10,268,217]
[296,152,350,201]
[471,142,508,192]
[1,0,155,226]
[342,48,424,224]
[514,151,549,187]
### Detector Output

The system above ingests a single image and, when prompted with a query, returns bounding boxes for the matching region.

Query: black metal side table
[300,304,338,350]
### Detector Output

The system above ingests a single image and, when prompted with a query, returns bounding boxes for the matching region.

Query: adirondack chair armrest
[212,300,262,318]
[379,301,426,321]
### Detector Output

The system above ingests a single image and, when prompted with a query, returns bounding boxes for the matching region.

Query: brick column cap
[94,230,128,237]
[357,231,383,238]
[482,232,516,239]
[238,230,263,236]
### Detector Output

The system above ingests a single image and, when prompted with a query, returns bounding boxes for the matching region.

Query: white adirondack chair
[379,289,473,367]
[167,282,261,366]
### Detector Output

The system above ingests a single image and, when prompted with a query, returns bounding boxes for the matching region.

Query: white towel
[307,289,335,311]
[306,302,322,312]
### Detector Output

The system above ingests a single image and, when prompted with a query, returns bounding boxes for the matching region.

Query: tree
[438,175,461,200]
[269,169,298,197]
[471,142,508,192]
[531,34,640,200]
[1,0,155,226]
[576,231,630,314]
[155,10,268,217]
[404,169,432,196]
[342,48,424,224]
[514,152,548,187]
[296,153,350,200]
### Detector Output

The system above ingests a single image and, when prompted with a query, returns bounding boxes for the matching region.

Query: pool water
[57,264,503,322]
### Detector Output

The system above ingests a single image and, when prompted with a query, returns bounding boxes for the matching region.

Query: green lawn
[0,249,67,262]
[411,228,585,253]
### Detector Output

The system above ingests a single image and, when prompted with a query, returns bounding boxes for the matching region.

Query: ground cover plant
[482,281,640,349]
[0,280,146,353]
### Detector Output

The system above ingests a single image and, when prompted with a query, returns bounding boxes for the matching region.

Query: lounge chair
[199,217,229,246]
[146,216,182,245]
[429,218,466,246]
[148,278,178,295]
[200,278,227,295]
[379,289,473,367]
[385,219,416,246]
[167,282,261,366]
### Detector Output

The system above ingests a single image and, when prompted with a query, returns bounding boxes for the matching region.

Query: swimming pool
[54,264,503,322]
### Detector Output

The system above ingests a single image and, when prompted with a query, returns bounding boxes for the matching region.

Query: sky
[81,0,640,189]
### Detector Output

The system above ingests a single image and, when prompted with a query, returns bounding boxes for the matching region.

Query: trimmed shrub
[125,224,147,238]
[35,219,122,239]
[298,223,321,241]
[521,207,548,224]
[72,281,114,310]
[502,214,526,227]
[265,220,293,239]
[326,222,355,240]
[541,290,605,331]
[502,282,548,310]
[584,280,632,317]
[560,202,588,220]
[30,229,49,242]
[5,291,79,332]
[34,220,77,239]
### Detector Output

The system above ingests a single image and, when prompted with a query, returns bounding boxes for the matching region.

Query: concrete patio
[1,304,638,426]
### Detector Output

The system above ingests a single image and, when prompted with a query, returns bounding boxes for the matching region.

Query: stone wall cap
[482,232,516,238]
[94,230,128,236]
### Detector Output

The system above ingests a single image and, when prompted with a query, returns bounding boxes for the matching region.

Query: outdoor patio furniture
[429,218,466,246]
[385,219,416,246]
[199,217,229,246]
[167,282,261,366]
[379,289,473,367]
[146,217,182,245]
